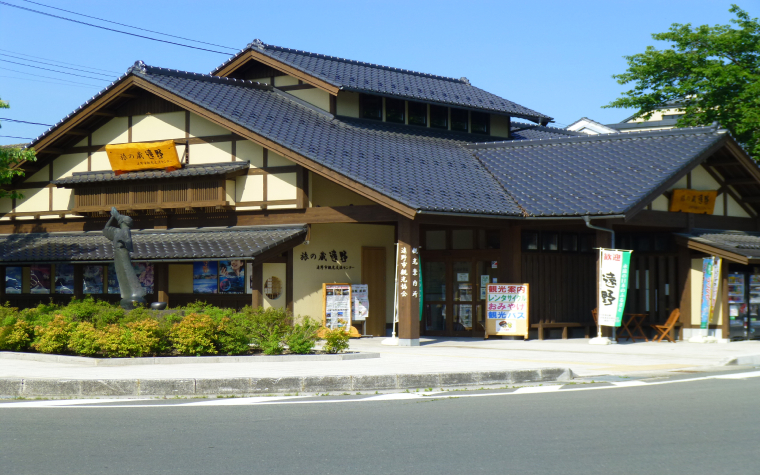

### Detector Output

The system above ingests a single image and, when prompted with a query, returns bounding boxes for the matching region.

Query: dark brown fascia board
[132,77,416,220]
[623,135,730,222]
[214,50,340,96]
[675,235,749,265]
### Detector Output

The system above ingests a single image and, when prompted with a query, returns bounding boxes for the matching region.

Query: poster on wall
[484,283,530,339]
[728,273,745,303]
[459,305,472,328]
[5,266,22,294]
[106,264,119,294]
[84,265,104,294]
[323,283,352,331]
[30,265,51,294]
[218,260,245,294]
[193,261,218,294]
[352,284,369,321]
[55,264,75,294]
[133,262,154,294]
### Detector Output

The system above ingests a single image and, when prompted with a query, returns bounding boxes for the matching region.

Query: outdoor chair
[652,309,681,343]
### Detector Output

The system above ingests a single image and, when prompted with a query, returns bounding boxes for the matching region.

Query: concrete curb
[721,354,760,366]
[0,351,379,366]
[0,368,573,398]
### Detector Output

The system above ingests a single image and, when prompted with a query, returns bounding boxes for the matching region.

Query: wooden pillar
[156,263,169,305]
[286,250,294,314]
[498,226,521,283]
[73,265,83,299]
[397,217,420,345]
[677,245,692,340]
[250,263,263,308]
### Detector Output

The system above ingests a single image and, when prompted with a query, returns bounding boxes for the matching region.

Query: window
[451,229,474,250]
[562,234,578,252]
[430,105,448,129]
[662,114,683,120]
[360,94,382,121]
[426,230,446,250]
[522,231,539,251]
[580,234,595,253]
[265,276,282,300]
[542,232,559,251]
[408,101,427,126]
[471,112,490,135]
[654,235,670,252]
[451,108,468,132]
[385,98,405,124]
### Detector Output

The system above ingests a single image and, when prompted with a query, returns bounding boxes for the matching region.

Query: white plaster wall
[189,142,231,164]
[268,172,297,201]
[336,91,360,117]
[52,187,74,211]
[15,188,47,213]
[90,151,110,171]
[236,140,264,167]
[189,113,228,137]
[25,165,49,183]
[131,112,185,142]
[52,153,88,180]
[287,88,330,111]
[491,115,510,138]
[91,117,128,145]
[274,75,299,87]
[651,195,669,211]
[236,175,264,202]
[268,151,292,167]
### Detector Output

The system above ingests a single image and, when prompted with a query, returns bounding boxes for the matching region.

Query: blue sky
[0,0,753,145]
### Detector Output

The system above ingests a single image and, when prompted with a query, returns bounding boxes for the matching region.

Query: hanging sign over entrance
[105,140,182,174]
[597,249,633,327]
[484,283,529,339]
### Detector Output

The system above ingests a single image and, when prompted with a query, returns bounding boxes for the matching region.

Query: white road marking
[2,370,760,409]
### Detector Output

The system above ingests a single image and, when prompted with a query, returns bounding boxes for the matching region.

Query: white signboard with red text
[485,283,530,339]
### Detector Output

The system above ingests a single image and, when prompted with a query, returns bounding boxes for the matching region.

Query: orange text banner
[105,140,182,173]
[669,189,717,214]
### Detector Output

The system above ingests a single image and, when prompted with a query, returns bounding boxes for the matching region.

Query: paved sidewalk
[2,337,760,397]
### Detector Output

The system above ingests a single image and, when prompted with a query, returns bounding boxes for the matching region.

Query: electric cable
[0,66,106,87]
[20,0,238,51]
[0,135,34,140]
[0,47,120,74]
[0,118,53,126]
[0,1,231,55]
[0,52,114,78]
[0,58,111,81]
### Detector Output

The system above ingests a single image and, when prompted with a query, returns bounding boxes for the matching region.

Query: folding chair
[652,309,680,342]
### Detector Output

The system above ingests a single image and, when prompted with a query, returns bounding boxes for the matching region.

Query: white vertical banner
[598,249,632,327]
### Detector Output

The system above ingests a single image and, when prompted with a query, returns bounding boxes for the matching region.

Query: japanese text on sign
[399,246,419,299]
[105,140,182,173]
[597,249,633,327]
[485,283,530,338]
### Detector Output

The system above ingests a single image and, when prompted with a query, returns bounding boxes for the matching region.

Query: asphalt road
[2,372,759,475]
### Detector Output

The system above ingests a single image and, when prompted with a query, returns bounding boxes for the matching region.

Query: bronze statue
[104,207,146,309]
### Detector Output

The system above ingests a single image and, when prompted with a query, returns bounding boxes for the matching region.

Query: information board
[351,284,369,321]
[323,283,352,331]
[484,283,529,339]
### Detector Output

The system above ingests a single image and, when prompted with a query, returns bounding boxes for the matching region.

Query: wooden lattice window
[264,276,282,300]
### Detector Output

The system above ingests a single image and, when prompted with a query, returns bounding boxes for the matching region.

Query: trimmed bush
[216,316,250,355]
[169,313,218,356]
[322,328,350,354]
[32,315,72,354]
[286,319,321,354]
[68,322,101,356]
[240,306,291,354]
[0,320,33,352]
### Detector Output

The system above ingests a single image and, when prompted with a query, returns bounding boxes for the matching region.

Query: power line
[0,58,111,81]
[21,0,238,52]
[0,118,53,126]
[0,48,120,74]
[0,52,115,78]
[0,74,102,89]
[0,1,232,55]
[0,66,106,87]
[0,135,33,140]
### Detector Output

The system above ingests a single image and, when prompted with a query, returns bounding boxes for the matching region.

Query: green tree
[605,5,760,160]
[0,96,37,199]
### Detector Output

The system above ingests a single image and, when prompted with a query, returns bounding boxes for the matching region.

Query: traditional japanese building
[2,40,759,343]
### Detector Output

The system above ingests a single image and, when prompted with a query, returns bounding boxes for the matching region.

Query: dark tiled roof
[468,127,728,217]
[0,225,307,263]
[212,40,552,123]
[676,229,760,260]
[132,65,524,216]
[53,162,250,187]
[510,122,584,141]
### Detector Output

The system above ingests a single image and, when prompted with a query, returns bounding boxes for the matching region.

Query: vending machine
[728,271,760,340]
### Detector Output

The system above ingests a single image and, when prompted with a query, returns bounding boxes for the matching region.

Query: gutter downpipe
[583,216,617,343]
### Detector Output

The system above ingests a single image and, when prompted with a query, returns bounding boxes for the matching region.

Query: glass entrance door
[423,260,492,336]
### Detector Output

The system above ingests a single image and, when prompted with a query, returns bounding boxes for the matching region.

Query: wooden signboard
[105,140,182,174]
[484,283,529,339]
[322,283,352,332]
[669,189,717,214]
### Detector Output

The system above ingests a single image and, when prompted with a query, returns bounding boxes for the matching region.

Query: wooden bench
[531,322,594,340]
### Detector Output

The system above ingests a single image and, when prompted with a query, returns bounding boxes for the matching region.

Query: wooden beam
[741,196,760,203]
[701,164,758,217]
[725,178,758,186]
[65,129,90,136]
[92,110,117,117]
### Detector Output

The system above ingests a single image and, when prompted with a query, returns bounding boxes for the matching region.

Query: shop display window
[54,264,75,295]
[30,265,51,294]
[5,266,22,294]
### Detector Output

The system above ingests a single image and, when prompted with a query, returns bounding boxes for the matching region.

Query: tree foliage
[605,5,760,160]
[0,96,36,199]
